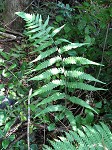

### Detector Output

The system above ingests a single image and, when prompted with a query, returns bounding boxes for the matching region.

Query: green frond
[65,70,105,84]
[50,139,76,150]
[30,40,54,53]
[31,47,56,62]
[55,39,72,45]
[67,96,96,113]
[83,126,101,145]
[60,43,88,53]
[26,26,42,34]
[66,81,106,91]
[32,57,61,71]
[64,57,103,66]
[43,16,50,29]
[31,79,105,98]
[35,105,76,130]
[43,145,53,150]
[36,92,66,107]
[16,13,107,139]
[43,123,112,150]
[38,15,42,26]
[31,80,63,97]
[26,24,39,29]
[32,35,50,45]
[65,109,76,130]
[29,68,62,81]
[30,30,47,40]
[94,123,112,149]
[34,105,66,118]
[51,25,65,37]
[16,12,35,22]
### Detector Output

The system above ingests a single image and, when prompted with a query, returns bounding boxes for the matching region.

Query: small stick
[0,32,17,39]
[6,132,26,150]
[27,88,32,150]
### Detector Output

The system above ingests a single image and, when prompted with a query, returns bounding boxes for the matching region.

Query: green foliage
[43,122,112,150]
[15,12,105,130]
[0,0,4,12]
[55,1,112,80]
[0,1,111,148]
[0,46,30,149]
[54,0,112,124]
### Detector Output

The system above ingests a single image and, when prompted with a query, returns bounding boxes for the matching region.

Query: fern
[16,12,106,130]
[63,57,103,65]
[43,123,112,150]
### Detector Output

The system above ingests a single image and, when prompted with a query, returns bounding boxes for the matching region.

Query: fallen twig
[0,32,17,39]
[27,88,32,150]
[6,132,26,150]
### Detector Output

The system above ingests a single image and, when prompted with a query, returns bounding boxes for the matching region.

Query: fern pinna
[16,12,105,129]
[43,122,112,150]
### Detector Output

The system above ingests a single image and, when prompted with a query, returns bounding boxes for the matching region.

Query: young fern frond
[16,12,105,129]
[43,123,112,150]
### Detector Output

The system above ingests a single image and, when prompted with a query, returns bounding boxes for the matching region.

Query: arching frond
[17,12,106,130]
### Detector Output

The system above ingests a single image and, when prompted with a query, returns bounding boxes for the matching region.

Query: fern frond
[36,92,66,107]
[32,57,61,72]
[26,26,42,34]
[31,79,105,98]
[65,70,105,84]
[43,123,112,150]
[64,57,103,66]
[66,81,106,91]
[16,12,106,135]
[60,43,88,53]
[31,47,56,62]
[55,39,72,45]
[50,139,76,150]
[67,96,96,113]
[64,109,76,130]
[30,30,47,40]
[30,40,54,54]
[31,80,63,97]
[32,35,50,45]
[29,68,62,81]
[16,12,35,23]
[51,25,65,37]
[94,123,112,149]
[43,15,49,29]
[34,105,66,118]
[26,23,39,29]
[35,104,76,130]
